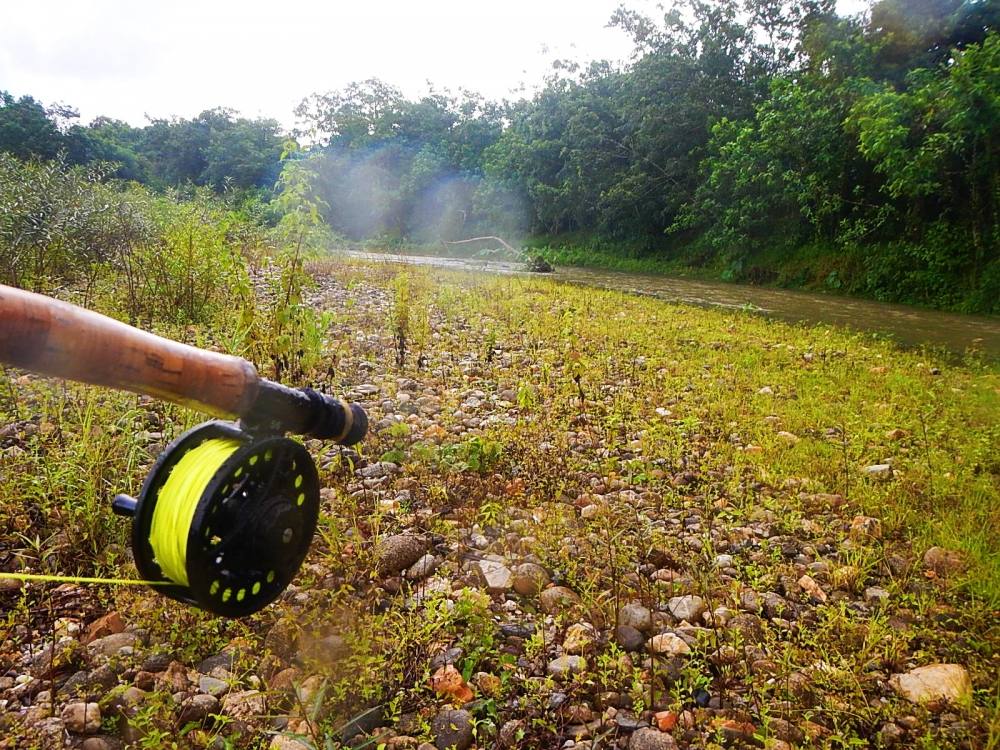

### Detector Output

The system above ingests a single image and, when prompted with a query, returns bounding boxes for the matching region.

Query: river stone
[562,622,596,654]
[87,632,138,658]
[431,708,474,750]
[512,563,550,596]
[80,738,114,750]
[547,655,587,678]
[477,560,513,592]
[376,535,427,575]
[406,554,438,580]
[539,586,581,613]
[61,701,101,733]
[923,547,964,576]
[615,625,646,652]
[178,693,220,725]
[618,602,652,632]
[667,595,706,623]
[221,690,265,721]
[629,727,679,750]
[890,664,972,709]
[198,675,229,697]
[648,633,690,656]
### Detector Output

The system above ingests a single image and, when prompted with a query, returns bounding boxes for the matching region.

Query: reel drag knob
[113,422,320,617]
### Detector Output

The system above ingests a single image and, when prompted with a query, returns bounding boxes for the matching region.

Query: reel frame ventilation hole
[119,421,320,617]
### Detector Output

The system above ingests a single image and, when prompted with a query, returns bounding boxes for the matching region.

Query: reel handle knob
[112,494,138,517]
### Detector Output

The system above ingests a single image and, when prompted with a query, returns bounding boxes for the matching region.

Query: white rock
[890,664,972,708]
[477,560,513,593]
[667,595,707,623]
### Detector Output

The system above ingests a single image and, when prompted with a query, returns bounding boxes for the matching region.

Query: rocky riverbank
[1,260,997,749]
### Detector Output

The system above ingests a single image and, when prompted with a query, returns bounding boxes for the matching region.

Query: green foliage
[3,0,999,311]
[0,94,283,192]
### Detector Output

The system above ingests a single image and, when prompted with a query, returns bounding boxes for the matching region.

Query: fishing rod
[0,284,368,616]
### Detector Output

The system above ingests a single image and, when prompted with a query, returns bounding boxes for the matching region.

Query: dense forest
[2,0,999,312]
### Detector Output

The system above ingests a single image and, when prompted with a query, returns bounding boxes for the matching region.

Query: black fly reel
[112,421,320,617]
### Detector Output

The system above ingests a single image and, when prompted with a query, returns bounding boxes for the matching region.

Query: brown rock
[850,516,882,540]
[539,586,581,614]
[82,612,125,645]
[512,563,550,596]
[61,702,101,734]
[376,535,427,575]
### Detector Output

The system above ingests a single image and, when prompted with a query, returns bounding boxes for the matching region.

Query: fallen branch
[444,236,520,255]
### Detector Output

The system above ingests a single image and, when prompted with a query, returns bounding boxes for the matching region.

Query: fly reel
[112,421,320,617]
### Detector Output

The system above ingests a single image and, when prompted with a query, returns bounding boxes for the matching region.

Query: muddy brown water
[344,251,1000,360]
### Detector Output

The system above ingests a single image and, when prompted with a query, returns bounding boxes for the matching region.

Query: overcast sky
[0,0,870,130]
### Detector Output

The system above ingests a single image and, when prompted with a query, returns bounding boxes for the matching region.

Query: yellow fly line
[0,438,241,589]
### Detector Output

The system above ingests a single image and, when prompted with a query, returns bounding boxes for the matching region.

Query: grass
[1,257,998,748]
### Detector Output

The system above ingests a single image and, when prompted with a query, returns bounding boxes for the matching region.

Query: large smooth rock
[890,664,972,709]
[667,595,706,623]
[61,702,101,733]
[512,563,550,596]
[618,602,652,632]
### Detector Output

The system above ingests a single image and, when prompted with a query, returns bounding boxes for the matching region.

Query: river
[344,251,1000,360]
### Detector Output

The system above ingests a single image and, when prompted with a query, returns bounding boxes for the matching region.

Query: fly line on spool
[149,437,241,587]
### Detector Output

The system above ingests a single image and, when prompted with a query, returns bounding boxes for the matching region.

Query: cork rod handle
[0,284,259,417]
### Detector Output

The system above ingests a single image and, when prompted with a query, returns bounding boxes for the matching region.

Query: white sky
[0,0,870,131]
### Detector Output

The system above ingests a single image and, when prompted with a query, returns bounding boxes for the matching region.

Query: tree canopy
[2,0,998,311]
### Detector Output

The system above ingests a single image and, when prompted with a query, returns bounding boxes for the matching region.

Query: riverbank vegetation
[4,1,999,313]
[2,248,998,747]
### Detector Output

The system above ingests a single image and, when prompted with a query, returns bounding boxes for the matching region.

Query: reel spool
[112,421,320,617]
